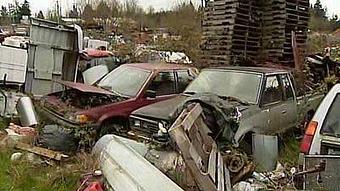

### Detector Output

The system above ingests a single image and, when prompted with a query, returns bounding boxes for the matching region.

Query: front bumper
[37,106,100,130]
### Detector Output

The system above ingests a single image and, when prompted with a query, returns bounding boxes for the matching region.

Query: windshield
[98,65,151,97]
[321,94,340,137]
[185,70,262,103]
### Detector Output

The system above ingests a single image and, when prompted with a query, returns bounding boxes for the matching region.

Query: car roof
[207,66,289,74]
[125,63,194,71]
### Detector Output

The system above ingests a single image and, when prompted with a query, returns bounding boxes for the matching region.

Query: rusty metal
[231,162,256,185]
[228,154,245,173]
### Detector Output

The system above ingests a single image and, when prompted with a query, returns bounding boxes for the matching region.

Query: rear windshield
[321,94,340,136]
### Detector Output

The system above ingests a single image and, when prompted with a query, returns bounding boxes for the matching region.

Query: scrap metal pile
[201,0,309,66]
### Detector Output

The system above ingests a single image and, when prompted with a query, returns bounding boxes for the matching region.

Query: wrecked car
[129,67,324,151]
[38,63,197,138]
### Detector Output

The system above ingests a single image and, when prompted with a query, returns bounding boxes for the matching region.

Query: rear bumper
[37,106,100,130]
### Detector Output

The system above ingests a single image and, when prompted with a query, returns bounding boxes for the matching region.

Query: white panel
[0,45,28,83]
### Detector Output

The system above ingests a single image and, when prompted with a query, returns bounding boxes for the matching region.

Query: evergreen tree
[1,6,8,17]
[96,1,111,19]
[20,0,31,16]
[37,10,45,19]
[82,4,94,22]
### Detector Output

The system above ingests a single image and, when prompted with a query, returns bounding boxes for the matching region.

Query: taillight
[300,121,318,154]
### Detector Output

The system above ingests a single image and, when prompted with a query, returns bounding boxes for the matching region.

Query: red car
[39,63,197,135]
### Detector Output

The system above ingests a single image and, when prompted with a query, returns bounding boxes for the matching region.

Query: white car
[300,84,340,155]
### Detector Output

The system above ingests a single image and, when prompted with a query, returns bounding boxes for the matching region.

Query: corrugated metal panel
[25,18,79,95]
[304,155,340,190]
[252,134,278,171]
[0,45,28,83]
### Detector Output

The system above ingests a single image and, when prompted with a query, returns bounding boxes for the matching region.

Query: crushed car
[129,67,325,152]
[37,63,197,144]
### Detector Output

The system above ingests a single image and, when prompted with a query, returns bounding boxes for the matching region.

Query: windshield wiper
[218,95,250,105]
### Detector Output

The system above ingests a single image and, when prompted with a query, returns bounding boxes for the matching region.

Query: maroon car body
[39,63,197,132]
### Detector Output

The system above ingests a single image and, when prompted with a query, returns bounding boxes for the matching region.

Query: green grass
[0,150,82,191]
[0,118,8,130]
[278,134,301,166]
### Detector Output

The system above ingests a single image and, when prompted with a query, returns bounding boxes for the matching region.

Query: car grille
[130,117,159,137]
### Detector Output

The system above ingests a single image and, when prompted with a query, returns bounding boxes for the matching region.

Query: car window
[148,72,176,96]
[177,70,195,93]
[321,94,340,136]
[261,75,283,105]
[281,74,294,100]
[98,66,150,97]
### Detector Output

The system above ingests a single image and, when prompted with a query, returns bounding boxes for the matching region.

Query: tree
[96,1,111,19]
[313,0,326,19]
[1,6,8,17]
[37,10,45,19]
[69,5,79,18]
[329,14,340,31]
[20,0,31,16]
[110,0,121,18]
[82,4,95,22]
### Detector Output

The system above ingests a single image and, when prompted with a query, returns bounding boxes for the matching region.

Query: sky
[0,0,339,16]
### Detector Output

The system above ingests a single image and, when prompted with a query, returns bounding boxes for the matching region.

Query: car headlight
[158,122,167,134]
[134,119,141,127]
[69,114,90,124]
[77,114,90,124]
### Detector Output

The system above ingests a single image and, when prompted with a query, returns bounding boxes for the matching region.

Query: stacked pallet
[201,0,238,65]
[201,0,309,67]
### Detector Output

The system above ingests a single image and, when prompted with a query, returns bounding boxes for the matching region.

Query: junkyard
[0,0,340,190]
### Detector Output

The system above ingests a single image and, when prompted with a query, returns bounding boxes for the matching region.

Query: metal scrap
[15,142,68,161]
[169,103,253,191]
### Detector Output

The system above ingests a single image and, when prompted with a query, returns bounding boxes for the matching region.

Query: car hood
[56,80,114,95]
[132,93,253,122]
[132,95,189,121]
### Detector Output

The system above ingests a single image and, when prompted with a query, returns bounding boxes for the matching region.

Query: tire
[39,124,78,152]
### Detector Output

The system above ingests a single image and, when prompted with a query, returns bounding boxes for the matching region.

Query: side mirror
[145,90,156,98]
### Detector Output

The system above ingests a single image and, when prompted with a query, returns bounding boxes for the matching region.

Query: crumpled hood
[132,93,251,123]
[132,95,189,121]
[56,80,114,95]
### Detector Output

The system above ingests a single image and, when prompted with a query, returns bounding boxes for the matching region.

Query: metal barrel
[16,97,38,127]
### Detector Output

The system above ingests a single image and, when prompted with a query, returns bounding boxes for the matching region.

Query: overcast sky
[0,0,339,16]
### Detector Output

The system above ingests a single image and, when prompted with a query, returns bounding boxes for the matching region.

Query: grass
[0,150,82,191]
[278,132,301,167]
[0,117,98,191]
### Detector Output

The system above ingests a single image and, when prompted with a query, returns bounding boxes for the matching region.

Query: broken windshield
[98,65,151,97]
[321,94,340,137]
[184,70,262,104]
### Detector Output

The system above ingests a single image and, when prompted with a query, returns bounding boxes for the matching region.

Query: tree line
[309,0,340,32]
[1,0,31,23]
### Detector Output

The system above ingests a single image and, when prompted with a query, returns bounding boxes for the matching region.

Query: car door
[280,74,298,130]
[260,75,286,134]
